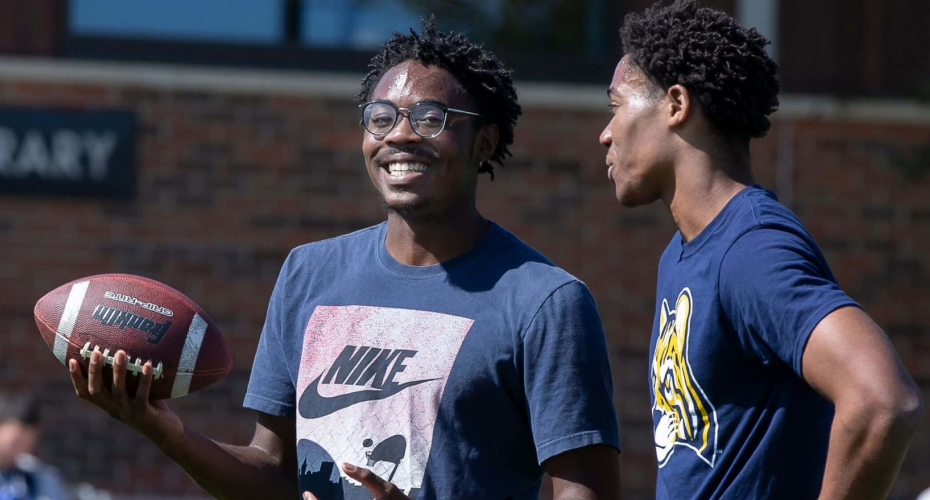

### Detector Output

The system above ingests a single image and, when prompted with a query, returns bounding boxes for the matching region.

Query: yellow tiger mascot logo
[652,288,718,468]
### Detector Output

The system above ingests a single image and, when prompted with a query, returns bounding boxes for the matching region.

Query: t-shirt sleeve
[243,252,298,417]
[522,280,621,464]
[719,228,860,376]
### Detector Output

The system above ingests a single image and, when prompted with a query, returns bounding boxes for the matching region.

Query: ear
[666,84,691,128]
[474,123,500,164]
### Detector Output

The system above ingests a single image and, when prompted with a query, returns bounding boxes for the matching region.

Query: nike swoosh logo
[298,372,439,419]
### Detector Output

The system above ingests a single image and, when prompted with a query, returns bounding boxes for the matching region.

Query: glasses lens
[410,103,446,137]
[364,103,397,135]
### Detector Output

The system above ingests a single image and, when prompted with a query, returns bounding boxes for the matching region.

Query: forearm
[158,425,297,500]
[67,352,298,499]
[818,401,922,500]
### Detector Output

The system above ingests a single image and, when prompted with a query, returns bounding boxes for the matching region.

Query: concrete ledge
[1,56,929,124]
[0,56,362,99]
[774,96,930,125]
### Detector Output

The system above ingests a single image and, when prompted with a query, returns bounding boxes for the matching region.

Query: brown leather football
[34,274,231,399]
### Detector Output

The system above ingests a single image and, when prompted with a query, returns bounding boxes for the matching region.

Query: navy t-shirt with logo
[244,222,620,500]
[650,186,858,499]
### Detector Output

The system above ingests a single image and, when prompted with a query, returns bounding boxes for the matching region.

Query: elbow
[896,387,924,436]
[856,385,924,443]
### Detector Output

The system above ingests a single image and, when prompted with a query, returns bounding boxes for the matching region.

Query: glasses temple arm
[446,107,484,118]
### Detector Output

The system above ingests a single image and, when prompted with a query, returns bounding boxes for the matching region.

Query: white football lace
[79,342,165,379]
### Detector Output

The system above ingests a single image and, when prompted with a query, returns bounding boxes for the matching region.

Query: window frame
[61,0,622,84]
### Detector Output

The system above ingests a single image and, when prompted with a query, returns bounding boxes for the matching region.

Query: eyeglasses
[359,101,483,138]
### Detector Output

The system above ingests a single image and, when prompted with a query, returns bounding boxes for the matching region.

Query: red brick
[1,78,929,499]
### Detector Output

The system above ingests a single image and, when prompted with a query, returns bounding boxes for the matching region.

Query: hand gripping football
[34,274,232,399]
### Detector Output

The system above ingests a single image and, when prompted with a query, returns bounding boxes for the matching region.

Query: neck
[663,145,755,242]
[384,206,488,266]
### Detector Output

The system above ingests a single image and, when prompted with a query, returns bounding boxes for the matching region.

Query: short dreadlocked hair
[358,17,521,179]
[621,0,780,140]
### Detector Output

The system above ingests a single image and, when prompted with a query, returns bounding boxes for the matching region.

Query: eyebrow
[372,98,452,108]
[607,88,622,99]
[418,99,451,107]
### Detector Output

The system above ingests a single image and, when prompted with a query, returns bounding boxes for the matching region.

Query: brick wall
[0,71,928,499]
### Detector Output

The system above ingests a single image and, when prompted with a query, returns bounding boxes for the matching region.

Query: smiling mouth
[386,162,429,178]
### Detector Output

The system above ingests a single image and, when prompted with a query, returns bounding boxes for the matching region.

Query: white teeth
[387,162,428,178]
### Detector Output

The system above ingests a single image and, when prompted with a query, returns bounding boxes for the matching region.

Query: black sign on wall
[0,107,136,199]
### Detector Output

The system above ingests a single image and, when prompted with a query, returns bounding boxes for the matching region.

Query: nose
[599,121,612,147]
[384,110,422,145]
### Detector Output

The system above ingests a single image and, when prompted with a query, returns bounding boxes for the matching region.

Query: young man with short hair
[69,19,622,500]
[600,1,922,498]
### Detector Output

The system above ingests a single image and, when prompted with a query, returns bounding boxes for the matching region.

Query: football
[34,274,232,399]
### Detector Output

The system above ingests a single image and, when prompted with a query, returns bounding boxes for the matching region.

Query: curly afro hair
[621,0,780,140]
[358,16,521,179]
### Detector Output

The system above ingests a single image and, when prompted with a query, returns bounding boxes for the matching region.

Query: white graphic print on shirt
[296,305,473,499]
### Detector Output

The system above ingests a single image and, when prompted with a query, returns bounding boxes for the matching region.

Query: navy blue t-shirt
[650,186,858,499]
[245,222,620,500]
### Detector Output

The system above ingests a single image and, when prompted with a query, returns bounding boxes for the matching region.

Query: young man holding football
[69,19,622,500]
[600,1,922,498]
